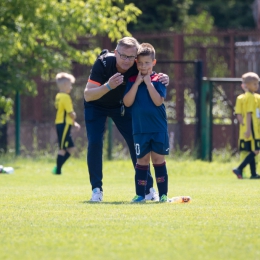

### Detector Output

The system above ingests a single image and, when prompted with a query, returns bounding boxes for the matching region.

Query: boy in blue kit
[123,43,170,202]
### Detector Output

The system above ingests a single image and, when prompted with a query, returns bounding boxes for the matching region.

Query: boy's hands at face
[143,69,152,85]
[135,71,144,85]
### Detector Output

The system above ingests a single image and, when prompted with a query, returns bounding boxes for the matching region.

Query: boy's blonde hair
[242,72,259,84]
[55,72,75,86]
[137,43,155,60]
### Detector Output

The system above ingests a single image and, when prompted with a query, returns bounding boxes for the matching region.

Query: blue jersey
[124,72,168,134]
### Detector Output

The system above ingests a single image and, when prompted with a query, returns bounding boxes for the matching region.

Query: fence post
[194,60,203,158]
[200,80,212,161]
[174,34,184,148]
[15,91,20,156]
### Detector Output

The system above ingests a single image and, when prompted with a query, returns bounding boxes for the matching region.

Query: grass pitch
[0,158,260,260]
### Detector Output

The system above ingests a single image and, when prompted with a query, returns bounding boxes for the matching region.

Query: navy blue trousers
[84,103,154,192]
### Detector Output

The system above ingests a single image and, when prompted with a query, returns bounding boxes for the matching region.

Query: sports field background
[1,157,260,260]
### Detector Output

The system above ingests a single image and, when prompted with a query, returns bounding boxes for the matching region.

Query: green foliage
[0,0,141,70]
[180,12,230,124]
[212,84,233,125]
[189,0,256,29]
[183,11,229,78]
[1,158,260,260]
[184,88,196,124]
[125,0,256,33]
[212,145,235,162]
[183,10,215,34]
[0,0,141,124]
[0,96,13,125]
[124,0,192,32]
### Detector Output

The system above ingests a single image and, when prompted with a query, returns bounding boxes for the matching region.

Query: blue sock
[153,161,168,197]
[135,164,149,197]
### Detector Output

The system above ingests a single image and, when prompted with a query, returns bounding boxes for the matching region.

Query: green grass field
[1,158,260,260]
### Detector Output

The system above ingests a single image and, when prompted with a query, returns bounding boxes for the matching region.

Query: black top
[85,54,138,108]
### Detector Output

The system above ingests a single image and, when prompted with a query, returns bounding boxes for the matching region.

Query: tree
[124,0,256,32]
[189,0,256,29]
[0,0,141,126]
[0,0,141,152]
[124,0,192,32]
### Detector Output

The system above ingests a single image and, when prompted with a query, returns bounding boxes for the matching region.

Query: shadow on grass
[81,201,157,205]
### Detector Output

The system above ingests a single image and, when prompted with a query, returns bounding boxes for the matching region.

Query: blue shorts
[56,123,74,149]
[133,132,169,158]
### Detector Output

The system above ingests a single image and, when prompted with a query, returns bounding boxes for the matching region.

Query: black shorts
[56,123,74,149]
[239,139,260,152]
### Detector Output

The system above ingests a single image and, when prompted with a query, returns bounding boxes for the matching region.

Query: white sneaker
[145,187,159,201]
[0,166,14,174]
[90,188,103,202]
[3,167,14,174]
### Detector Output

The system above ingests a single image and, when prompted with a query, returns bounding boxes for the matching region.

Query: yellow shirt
[235,93,246,140]
[243,92,260,141]
[54,93,74,125]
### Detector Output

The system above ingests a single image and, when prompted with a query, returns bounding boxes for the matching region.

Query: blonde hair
[242,72,259,84]
[55,72,75,86]
[116,37,139,50]
[137,43,156,60]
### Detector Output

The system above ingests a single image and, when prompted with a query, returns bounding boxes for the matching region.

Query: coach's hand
[158,73,169,87]
[108,73,124,89]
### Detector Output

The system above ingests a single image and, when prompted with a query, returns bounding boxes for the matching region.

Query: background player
[52,72,80,175]
[123,43,170,202]
[233,72,260,179]
[234,83,258,177]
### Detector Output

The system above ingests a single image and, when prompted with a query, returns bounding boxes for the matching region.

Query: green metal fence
[200,78,242,161]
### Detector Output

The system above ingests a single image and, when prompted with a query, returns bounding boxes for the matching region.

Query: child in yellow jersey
[234,84,258,177]
[52,72,80,175]
[233,72,260,179]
